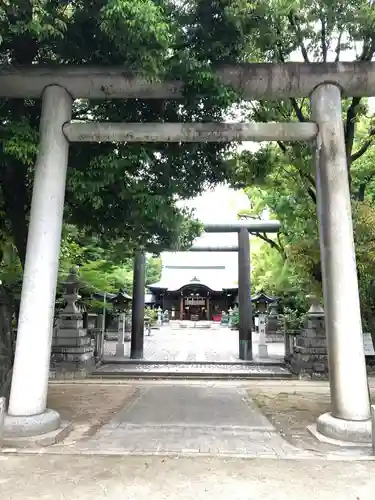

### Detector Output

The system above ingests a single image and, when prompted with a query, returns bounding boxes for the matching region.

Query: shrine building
[147,263,238,321]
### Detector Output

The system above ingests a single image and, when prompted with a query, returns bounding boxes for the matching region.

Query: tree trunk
[0,287,15,401]
[0,161,29,268]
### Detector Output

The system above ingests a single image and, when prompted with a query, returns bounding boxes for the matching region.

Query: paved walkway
[1,454,375,500]
[71,383,306,458]
[104,327,285,363]
[94,362,291,378]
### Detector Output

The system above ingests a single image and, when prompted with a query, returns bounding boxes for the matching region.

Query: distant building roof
[251,292,276,303]
[148,265,238,293]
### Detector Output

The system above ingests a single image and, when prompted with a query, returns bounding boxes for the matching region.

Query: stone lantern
[286,294,327,378]
[51,267,94,375]
[252,292,274,358]
[111,289,132,357]
[163,309,170,323]
[306,293,324,316]
[268,301,279,317]
[157,306,162,326]
[266,299,284,342]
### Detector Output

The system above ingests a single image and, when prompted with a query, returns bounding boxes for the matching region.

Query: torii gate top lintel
[188,221,280,252]
[1,62,375,100]
[203,221,280,234]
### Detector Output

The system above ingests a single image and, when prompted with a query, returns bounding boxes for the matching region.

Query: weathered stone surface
[2,422,72,447]
[52,345,93,354]
[294,346,327,355]
[0,396,5,442]
[53,336,92,347]
[55,328,88,338]
[296,336,327,348]
[57,318,83,328]
[4,409,61,438]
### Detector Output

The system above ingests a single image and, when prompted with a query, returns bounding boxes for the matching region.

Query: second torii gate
[129,220,280,361]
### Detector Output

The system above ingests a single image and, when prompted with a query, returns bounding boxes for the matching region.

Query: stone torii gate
[195,222,280,361]
[129,221,280,361]
[1,62,374,445]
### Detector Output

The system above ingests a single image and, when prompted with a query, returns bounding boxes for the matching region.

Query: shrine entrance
[1,62,374,445]
[182,289,207,321]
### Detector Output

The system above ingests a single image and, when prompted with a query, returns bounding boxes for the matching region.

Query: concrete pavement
[1,454,375,500]
[71,384,303,458]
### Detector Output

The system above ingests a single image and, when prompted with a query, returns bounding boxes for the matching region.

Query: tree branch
[345,96,361,166]
[357,183,367,202]
[289,98,306,122]
[275,142,316,202]
[356,173,375,202]
[345,36,375,167]
[0,160,28,268]
[306,186,317,204]
[351,129,375,163]
[276,140,287,153]
[361,35,375,61]
[334,31,343,62]
[287,13,310,62]
[250,231,287,260]
[294,168,316,203]
[277,233,284,253]
[239,214,286,257]
[320,15,328,62]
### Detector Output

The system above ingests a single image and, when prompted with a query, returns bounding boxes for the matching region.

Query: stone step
[90,362,293,380]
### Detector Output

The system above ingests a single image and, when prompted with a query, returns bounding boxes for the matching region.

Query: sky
[162,185,248,278]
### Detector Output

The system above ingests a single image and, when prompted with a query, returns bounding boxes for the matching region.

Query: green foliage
[146,256,162,286]
[225,0,375,317]
[283,307,304,332]
[0,0,253,266]
[100,0,173,74]
[234,0,375,63]
[238,140,375,312]
[59,224,163,297]
[145,306,158,326]
[230,306,239,329]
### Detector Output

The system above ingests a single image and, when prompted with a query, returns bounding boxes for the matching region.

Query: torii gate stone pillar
[4,86,72,438]
[310,83,371,443]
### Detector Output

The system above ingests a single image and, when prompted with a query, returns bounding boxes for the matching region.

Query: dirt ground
[45,381,374,452]
[249,387,375,451]
[47,383,138,436]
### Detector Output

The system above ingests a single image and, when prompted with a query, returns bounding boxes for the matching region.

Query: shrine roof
[251,292,276,303]
[148,265,238,293]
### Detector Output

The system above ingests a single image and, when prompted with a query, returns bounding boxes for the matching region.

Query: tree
[229,0,375,187]
[0,0,252,266]
[225,1,375,300]
[250,237,309,313]
[59,224,161,294]
[233,126,375,297]
[145,256,162,286]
